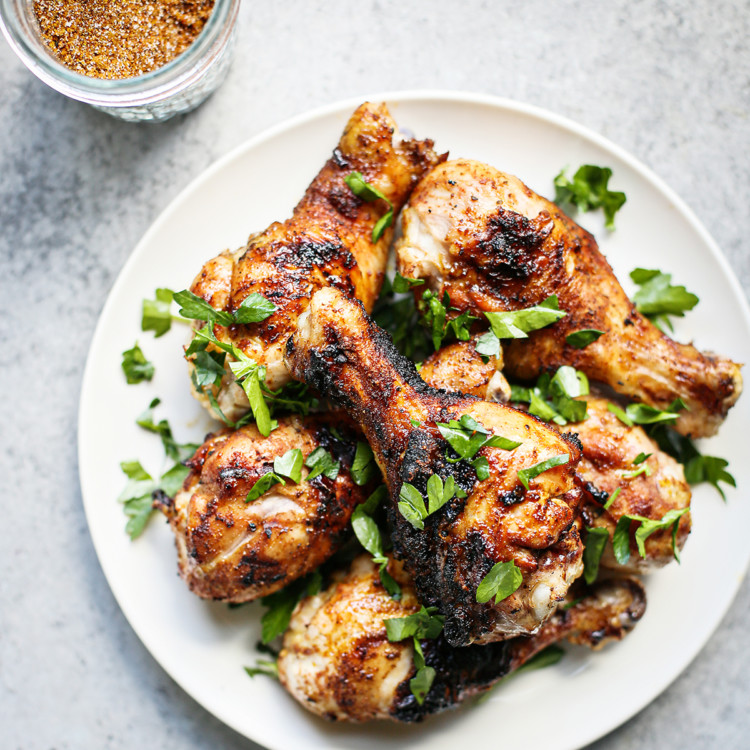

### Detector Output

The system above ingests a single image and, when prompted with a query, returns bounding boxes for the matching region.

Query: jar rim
[0,0,240,107]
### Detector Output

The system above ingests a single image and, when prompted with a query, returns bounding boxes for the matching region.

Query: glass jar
[0,0,240,122]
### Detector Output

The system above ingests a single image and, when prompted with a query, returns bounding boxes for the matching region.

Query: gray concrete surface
[1,1,748,748]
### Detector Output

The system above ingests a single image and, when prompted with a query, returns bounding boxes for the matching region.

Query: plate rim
[78,89,750,750]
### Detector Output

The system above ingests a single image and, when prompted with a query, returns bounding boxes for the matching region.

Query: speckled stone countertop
[2,1,749,748]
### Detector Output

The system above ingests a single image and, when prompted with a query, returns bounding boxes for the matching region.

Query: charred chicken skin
[284,287,584,647]
[421,341,692,571]
[396,159,742,438]
[188,102,441,421]
[278,554,646,722]
[156,415,369,603]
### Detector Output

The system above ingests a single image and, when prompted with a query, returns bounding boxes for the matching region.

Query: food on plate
[421,342,692,572]
[117,104,741,727]
[155,414,371,603]
[284,286,585,646]
[185,102,441,422]
[277,553,646,722]
[395,159,742,437]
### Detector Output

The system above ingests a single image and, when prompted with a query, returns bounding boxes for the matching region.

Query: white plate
[78,92,750,750]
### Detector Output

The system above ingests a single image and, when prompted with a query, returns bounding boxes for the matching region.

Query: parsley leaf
[244,660,279,680]
[191,349,226,389]
[476,296,566,356]
[583,526,609,585]
[118,458,190,540]
[351,486,401,599]
[630,268,699,331]
[392,272,425,293]
[385,606,445,705]
[142,287,174,337]
[304,447,340,482]
[511,367,590,426]
[436,414,521,465]
[398,483,428,530]
[344,171,394,243]
[173,289,235,327]
[517,454,570,490]
[649,425,735,500]
[274,448,303,483]
[607,398,684,427]
[565,329,605,349]
[351,441,380,485]
[602,486,621,511]
[234,293,277,324]
[612,508,689,565]
[136,398,198,462]
[121,341,155,384]
[476,560,523,604]
[553,164,626,230]
[418,290,478,351]
[245,471,284,503]
[259,570,322,643]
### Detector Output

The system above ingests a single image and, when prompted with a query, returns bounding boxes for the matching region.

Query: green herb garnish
[553,164,626,230]
[517,454,570,491]
[244,448,304,502]
[351,441,380,486]
[259,570,323,643]
[630,268,699,331]
[384,606,445,705]
[234,293,277,324]
[612,508,689,565]
[476,560,523,604]
[141,287,174,337]
[436,414,521,464]
[304,447,340,482]
[121,341,155,384]
[475,295,566,356]
[582,526,610,584]
[351,486,401,599]
[344,171,394,243]
[565,329,605,349]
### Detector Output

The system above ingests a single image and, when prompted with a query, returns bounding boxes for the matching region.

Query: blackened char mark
[391,635,512,721]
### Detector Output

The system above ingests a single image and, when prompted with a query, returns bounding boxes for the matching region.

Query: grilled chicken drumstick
[156,415,370,603]
[188,102,440,421]
[396,159,742,438]
[421,341,692,571]
[285,287,584,646]
[278,554,646,722]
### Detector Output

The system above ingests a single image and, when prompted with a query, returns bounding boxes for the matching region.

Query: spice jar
[0,0,240,122]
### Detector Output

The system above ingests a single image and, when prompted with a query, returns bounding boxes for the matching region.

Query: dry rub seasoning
[33,1,215,79]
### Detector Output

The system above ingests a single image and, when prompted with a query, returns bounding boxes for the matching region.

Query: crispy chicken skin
[419,337,511,402]
[155,415,369,603]
[284,287,584,646]
[396,159,742,438]
[187,102,440,421]
[575,396,691,572]
[277,554,646,722]
[420,342,691,572]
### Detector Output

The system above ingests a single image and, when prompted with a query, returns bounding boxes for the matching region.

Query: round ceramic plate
[78,92,750,750]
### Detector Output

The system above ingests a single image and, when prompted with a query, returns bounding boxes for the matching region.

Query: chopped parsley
[517,454,570,491]
[259,570,323,643]
[244,660,279,680]
[136,398,199,462]
[244,448,304,503]
[612,508,689,565]
[511,366,590,426]
[630,268,699,332]
[121,341,155,384]
[553,164,626,230]
[475,295,566,357]
[397,474,462,530]
[385,606,445,705]
[650,425,735,500]
[304,447,340,482]
[565,328,605,349]
[582,526,610,584]
[436,414,521,465]
[350,441,380,485]
[351,486,401,599]
[607,398,685,428]
[475,560,523,604]
[419,290,478,351]
[344,171,394,243]
[141,287,175,337]
[234,293,277,324]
